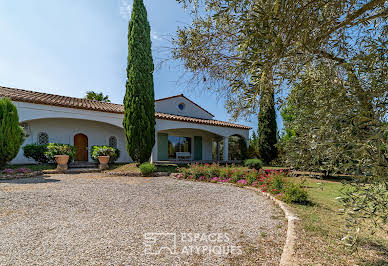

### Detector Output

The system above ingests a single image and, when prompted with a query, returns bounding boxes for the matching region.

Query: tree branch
[317,0,386,42]
[348,8,388,27]
[313,49,347,64]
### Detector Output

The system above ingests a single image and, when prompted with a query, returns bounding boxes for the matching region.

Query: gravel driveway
[0,173,286,265]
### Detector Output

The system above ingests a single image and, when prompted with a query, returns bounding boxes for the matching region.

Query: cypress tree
[257,90,278,164]
[0,98,25,168]
[123,0,155,163]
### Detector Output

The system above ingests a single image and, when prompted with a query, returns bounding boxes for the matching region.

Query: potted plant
[54,154,69,171]
[45,143,76,172]
[91,146,117,170]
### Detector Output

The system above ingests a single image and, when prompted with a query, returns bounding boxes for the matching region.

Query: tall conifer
[123,0,155,163]
[0,98,25,167]
[257,90,278,164]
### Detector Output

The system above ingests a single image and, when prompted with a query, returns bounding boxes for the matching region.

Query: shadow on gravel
[0,176,60,184]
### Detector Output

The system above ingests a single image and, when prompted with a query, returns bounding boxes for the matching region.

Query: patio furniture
[176,152,192,161]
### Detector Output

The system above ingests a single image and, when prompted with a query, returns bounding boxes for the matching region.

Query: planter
[98,156,110,170]
[54,155,69,172]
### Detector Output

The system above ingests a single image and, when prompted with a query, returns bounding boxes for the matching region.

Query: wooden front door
[74,134,88,161]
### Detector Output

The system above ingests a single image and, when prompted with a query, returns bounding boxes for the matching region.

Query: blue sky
[0,0,283,133]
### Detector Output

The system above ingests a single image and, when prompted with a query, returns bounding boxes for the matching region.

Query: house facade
[0,86,250,164]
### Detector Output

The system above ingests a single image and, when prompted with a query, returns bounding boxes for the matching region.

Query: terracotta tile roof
[0,86,251,130]
[155,112,251,129]
[0,86,124,113]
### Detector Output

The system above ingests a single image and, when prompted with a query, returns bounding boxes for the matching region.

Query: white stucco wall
[12,118,131,164]
[11,101,249,164]
[14,101,123,128]
[155,96,214,119]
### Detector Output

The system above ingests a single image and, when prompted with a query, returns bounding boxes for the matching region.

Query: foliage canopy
[85,91,111,102]
[174,0,387,118]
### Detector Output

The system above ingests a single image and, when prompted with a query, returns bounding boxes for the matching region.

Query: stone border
[103,171,140,177]
[170,173,299,266]
[0,171,43,180]
[245,187,299,266]
[43,168,101,174]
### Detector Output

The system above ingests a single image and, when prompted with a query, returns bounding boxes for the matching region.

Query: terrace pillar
[216,141,221,161]
[223,136,229,161]
[150,133,158,163]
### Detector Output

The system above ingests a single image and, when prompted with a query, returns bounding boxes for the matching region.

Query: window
[109,136,117,148]
[168,136,191,159]
[38,132,49,145]
[178,103,185,111]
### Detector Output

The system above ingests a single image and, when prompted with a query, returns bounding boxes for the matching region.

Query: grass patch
[108,163,179,175]
[155,164,179,174]
[3,164,56,171]
[108,163,140,174]
[286,176,388,265]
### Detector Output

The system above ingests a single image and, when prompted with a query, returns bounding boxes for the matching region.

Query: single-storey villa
[0,86,250,164]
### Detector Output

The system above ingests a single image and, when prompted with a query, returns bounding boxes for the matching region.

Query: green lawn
[3,164,56,171]
[286,177,388,265]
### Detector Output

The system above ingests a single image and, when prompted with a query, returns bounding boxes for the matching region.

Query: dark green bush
[244,158,263,170]
[90,146,120,163]
[139,163,156,176]
[282,182,309,204]
[23,144,49,163]
[269,174,286,194]
[0,98,25,168]
[45,143,76,162]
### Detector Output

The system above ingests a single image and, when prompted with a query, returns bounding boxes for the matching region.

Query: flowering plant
[176,163,309,204]
[2,168,14,175]
[16,168,31,173]
[45,143,76,162]
[210,177,219,183]
[1,168,31,175]
[237,179,248,186]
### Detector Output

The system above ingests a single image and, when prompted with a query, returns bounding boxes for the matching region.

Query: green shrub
[244,159,263,170]
[219,167,233,179]
[23,144,49,163]
[0,98,25,168]
[282,182,309,204]
[231,171,243,183]
[269,174,286,194]
[207,163,221,178]
[90,146,120,163]
[245,170,258,185]
[139,163,156,176]
[45,143,76,162]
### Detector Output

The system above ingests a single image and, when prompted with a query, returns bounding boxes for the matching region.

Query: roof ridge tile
[0,86,250,130]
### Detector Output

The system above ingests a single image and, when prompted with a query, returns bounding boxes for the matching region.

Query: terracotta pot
[54,155,69,165]
[98,156,110,164]
[98,156,110,170]
[54,155,69,172]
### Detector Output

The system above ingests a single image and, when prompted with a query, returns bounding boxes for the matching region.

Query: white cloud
[119,0,132,20]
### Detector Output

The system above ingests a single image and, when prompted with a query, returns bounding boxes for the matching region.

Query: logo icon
[144,233,177,255]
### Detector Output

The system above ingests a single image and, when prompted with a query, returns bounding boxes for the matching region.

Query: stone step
[69,162,98,169]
